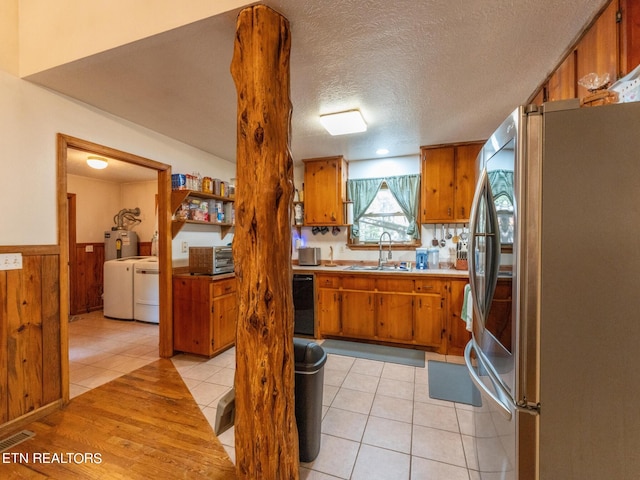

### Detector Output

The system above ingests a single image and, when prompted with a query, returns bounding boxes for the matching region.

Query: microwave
[189,246,234,275]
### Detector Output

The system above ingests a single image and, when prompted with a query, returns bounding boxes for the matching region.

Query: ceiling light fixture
[376,148,389,155]
[86,156,108,170]
[320,109,367,136]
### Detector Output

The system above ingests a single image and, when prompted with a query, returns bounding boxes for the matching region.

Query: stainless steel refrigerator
[464,100,640,479]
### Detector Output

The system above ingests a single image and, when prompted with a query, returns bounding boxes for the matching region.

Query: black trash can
[293,338,327,462]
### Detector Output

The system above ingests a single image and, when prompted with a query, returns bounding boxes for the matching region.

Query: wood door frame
[57,134,174,402]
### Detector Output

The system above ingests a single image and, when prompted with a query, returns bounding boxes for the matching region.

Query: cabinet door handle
[448,207,452,217]
[461,207,465,217]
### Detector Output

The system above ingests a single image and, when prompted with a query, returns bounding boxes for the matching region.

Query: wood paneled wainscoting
[0,246,63,433]
[69,241,152,316]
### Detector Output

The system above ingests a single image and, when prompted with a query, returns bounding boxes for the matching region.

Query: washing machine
[134,257,160,324]
[103,256,152,320]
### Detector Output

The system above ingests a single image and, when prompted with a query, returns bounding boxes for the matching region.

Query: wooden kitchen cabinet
[315,272,452,352]
[376,278,414,343]
[173,274,236,357]
[341,290,376,338]
[316,274,342,336]
[547,53,577,102]
[413,279,446,352]
[377,292,414,343]
[575,0,619,99]
[446,278,472,356]
[420,142,483,223]
[535,0,640,105]
[340,276,376,338]
[303,156,348,225]
[211,278,237,352]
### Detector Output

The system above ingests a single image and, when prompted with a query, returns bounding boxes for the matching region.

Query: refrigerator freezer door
[464,340,517,479]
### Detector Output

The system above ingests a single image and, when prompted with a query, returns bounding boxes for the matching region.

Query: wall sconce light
[86,156,108,169]
[320,109,367,136]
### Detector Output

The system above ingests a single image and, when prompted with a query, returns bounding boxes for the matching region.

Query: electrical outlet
[0,253,23,271]
[181,241,189,253]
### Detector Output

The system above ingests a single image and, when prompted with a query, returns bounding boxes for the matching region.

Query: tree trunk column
[230,5,298,479]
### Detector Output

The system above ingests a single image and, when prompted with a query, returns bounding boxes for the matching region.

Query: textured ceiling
[26,0,608,164]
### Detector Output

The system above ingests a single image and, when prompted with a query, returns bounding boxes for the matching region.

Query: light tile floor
[69,311,479,479]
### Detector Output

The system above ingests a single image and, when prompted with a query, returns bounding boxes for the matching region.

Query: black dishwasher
[293,274,315,336]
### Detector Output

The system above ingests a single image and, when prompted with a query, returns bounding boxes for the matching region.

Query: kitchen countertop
[173,267,469,279]
[293,264,469,278]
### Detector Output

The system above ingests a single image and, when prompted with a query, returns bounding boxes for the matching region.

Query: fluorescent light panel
[320,109,367,136]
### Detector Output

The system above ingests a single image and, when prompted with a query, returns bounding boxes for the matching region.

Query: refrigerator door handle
[464,341,512,420]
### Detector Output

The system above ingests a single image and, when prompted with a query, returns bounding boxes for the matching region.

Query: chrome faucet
[378,232,392,268]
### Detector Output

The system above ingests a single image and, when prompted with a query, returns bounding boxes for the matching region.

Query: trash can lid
[293,338,327,372]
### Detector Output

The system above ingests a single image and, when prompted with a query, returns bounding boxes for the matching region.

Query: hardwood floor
[0,359,236,479]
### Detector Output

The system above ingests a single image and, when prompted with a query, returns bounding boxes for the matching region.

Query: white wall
[0,69,236,248]
[67,175,122,243]
[120,181,158,243]
[67,175,158,244]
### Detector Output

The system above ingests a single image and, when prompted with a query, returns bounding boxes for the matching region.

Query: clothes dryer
[134,257,160,324]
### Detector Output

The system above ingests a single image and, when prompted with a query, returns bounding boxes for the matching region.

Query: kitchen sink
[344,265,412,272]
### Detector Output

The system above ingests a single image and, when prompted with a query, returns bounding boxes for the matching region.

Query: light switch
[0,253,23,270]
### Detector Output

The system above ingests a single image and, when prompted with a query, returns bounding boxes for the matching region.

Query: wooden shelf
[171,189,234,212]
[171,190,235,239]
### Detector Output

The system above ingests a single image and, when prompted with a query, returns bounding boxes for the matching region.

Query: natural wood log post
[230,5,299,480]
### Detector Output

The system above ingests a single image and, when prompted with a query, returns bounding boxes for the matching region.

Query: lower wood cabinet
[446,278,472,356]
[316,273,469,354]
[173,274,237,357]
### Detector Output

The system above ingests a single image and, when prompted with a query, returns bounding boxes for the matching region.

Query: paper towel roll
[345,202,354,225]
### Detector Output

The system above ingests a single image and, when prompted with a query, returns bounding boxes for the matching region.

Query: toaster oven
[189,246,234,275]
[298,247,321,266]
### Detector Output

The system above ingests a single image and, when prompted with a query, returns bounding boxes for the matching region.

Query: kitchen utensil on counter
[431,225,439,247]
[460,224,468,241]
[427,248,439,269]
[446,225,452,240]
[326,246,337,267]
[440,224,447,247]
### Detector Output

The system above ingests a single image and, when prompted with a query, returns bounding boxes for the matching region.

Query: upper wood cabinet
[575,0,619,99]
[536,0,640,104]
[547,53,577,102]
[420,142,483,223]
[303,156,348,226]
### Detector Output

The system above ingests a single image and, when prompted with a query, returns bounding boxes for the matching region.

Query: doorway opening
[57,134,174,401]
